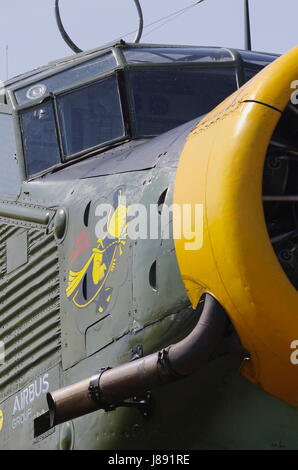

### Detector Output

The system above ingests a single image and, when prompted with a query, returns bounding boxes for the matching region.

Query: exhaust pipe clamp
[88,367,111,405]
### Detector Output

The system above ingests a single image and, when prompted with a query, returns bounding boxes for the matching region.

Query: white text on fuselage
[11,374,49,430]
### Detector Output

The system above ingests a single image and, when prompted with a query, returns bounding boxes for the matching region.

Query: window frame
[8,49,119,108]
[123,62,238,139]
[19,97,62,178]
[122,46,235,64]
[17,70,128,178]
[7,43,278,181]
[54,70,127,162]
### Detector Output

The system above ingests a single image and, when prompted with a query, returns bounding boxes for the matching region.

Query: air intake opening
[149,260,157,291]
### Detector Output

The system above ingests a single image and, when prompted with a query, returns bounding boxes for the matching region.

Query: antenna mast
[5,46,8,80]
[244,0,252,51]
[133,0,144,43]
[55,0,144,54]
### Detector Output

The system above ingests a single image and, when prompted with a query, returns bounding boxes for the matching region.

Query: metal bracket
[131,344,144,361]
[88,363,154,419]
[88,367,111,404]
[103,391,155,419]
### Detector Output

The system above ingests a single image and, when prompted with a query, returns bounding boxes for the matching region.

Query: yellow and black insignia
[66,190,129,314]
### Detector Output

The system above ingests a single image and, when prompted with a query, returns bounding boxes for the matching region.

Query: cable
[120,0,205,41]
[55,0,205,54]
[143,4,202,38]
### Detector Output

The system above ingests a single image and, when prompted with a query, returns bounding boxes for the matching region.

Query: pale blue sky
[0,0,296,80]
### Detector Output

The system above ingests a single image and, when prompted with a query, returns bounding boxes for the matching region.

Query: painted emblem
[66,190,128,314]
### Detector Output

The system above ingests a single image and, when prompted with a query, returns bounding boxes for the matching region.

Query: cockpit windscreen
[129,68,237,136]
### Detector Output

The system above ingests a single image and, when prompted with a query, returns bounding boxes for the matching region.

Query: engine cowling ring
[173,45,298,406]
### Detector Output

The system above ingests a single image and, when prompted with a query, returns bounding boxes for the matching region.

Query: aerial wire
[120,1,205,41]
[142,1,205,39]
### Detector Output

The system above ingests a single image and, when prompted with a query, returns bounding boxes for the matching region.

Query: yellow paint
[0,410,3,431]
[71,244,118,308]
[66,190,129,309]
[92,249,107,285]
[107,190,129,239]
[174,46,298,406]
[108,204,129,239]
[67,255,94,298]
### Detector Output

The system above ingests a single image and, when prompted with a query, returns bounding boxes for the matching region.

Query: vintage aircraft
[0,0,298,450]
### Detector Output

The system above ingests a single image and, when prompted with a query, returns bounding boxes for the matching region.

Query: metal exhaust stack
[34,294,228,437]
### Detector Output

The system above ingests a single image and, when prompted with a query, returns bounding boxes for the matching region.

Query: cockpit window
[239,50,278,67]
[20,101,60,176]
[15,53,117,105]
[123,47,233,64]
[129,68,237,136]
[20,74,125,177]
[18,45,277,178]
[240,51,279,83]
[56,75,124,157]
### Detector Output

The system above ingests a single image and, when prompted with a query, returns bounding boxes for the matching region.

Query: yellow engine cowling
[174,45,298,406]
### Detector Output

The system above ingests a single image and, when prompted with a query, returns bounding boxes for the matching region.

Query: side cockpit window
[56,75,124,157]
[20,101,60,176]
[0,111,20,197]
[129,68,237,136]
[19,73,125,178]
[239,50,279,82]
[13,46,239,178]
[14,46,266,178]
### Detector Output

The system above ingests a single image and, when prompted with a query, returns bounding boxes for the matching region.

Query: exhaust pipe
[34,294,228,437]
